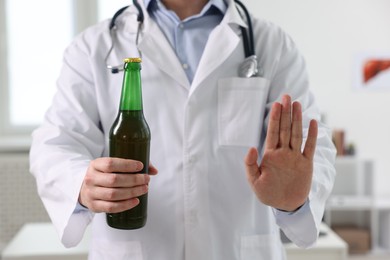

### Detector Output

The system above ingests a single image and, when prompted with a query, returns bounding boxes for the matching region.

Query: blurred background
[0,0,390,259]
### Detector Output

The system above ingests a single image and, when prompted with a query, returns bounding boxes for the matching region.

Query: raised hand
[244,95,318,212]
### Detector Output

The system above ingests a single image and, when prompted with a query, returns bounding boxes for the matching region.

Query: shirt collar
[144,0,227,16]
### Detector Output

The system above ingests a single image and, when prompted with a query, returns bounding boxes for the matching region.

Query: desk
[284,223,348,260]
[2,222,347,260]
[1,223,90,260]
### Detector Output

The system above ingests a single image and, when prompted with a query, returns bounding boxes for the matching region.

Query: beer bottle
[107,57,150,229]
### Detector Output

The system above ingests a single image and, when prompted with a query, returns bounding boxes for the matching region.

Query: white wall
[245,0,390,196]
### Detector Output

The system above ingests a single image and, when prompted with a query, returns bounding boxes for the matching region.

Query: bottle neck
[119,62,143,111]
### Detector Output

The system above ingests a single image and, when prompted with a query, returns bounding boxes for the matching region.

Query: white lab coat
[30,0,336,259]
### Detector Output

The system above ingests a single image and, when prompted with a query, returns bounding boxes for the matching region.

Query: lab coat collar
[121,0,248,92]
[145,0,227,15]
[122,0,247,36]
[144,0,227,14]
[143,0,246,27]
[216,0,246,28]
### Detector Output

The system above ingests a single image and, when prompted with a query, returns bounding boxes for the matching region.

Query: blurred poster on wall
[352,51,390,91]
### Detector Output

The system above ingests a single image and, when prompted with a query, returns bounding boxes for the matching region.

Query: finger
[279,95,292,147]
[93,157,144,174]
[90,198,140,213]
[102,173,150,188]
[244,147,260,180]
[265,102,282,150]
[148,163,159,175]
[79,174,148,210]
[290,101,303,151]
[303,119,318,160]
[99,185,149,202]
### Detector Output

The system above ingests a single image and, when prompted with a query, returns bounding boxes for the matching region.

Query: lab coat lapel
[138,19,190,89]
[190,24,239,92]
[190,0,246,93]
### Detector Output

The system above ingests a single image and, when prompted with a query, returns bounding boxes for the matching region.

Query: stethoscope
[105,0,259,78]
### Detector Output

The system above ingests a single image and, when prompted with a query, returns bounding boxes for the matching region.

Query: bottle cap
[124,57,142,63]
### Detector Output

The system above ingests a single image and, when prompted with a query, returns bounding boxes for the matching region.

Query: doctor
[30,0,336,259]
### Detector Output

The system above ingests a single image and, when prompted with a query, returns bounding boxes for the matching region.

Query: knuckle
[90,159,98,168]
[95,157,115,172]
[291,132,302,139]
[137,185,148,195]
[88,201,100,213]
[84,188,93,200]
[105,204,117,213]
[102,158,116,171]
[105,189,117,200]
[127,189,138,198]
[107,173,119,186]
[84,174,94,186]
[127,186,146,199]
[280,125,290,132]
[134,174,145,185]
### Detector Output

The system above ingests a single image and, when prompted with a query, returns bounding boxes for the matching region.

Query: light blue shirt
[145,0,227,83]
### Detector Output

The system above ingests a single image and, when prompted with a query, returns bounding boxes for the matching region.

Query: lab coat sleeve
[29,34,103,247]
[261,26,337,248]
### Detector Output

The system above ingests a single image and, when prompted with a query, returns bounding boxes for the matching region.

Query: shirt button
[179,23,184,29]
[182,63,189,70]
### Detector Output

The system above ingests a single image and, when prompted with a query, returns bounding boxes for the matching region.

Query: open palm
[245,95,318,212]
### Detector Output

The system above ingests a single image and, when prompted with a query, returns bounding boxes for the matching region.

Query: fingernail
[144,174,150,183]
[136,162,143,171]
[282,95,289,105]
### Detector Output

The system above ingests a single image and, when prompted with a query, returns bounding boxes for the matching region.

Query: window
[1,0,131,138]
[3,0,73,134]
[7,0,73,126]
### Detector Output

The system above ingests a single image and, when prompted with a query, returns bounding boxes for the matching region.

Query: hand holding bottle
[78,157,158,213]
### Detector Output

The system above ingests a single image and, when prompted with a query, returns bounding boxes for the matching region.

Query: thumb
[148,163,159,175]
[244,147,260,179]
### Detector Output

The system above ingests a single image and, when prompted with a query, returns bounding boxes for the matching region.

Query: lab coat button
[189,210,198,224]
[186,155,196,163]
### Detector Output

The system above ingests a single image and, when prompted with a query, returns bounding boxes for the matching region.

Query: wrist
[276,201,306,213]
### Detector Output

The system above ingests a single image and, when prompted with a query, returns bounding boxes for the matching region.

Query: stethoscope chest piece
[238,55,259,78]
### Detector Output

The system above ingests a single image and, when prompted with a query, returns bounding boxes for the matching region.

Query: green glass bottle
[107,57,150,229]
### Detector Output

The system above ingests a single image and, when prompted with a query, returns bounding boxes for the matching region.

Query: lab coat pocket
[240,233,285,260]
[218,77,270,147]
[89,239,143,260]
